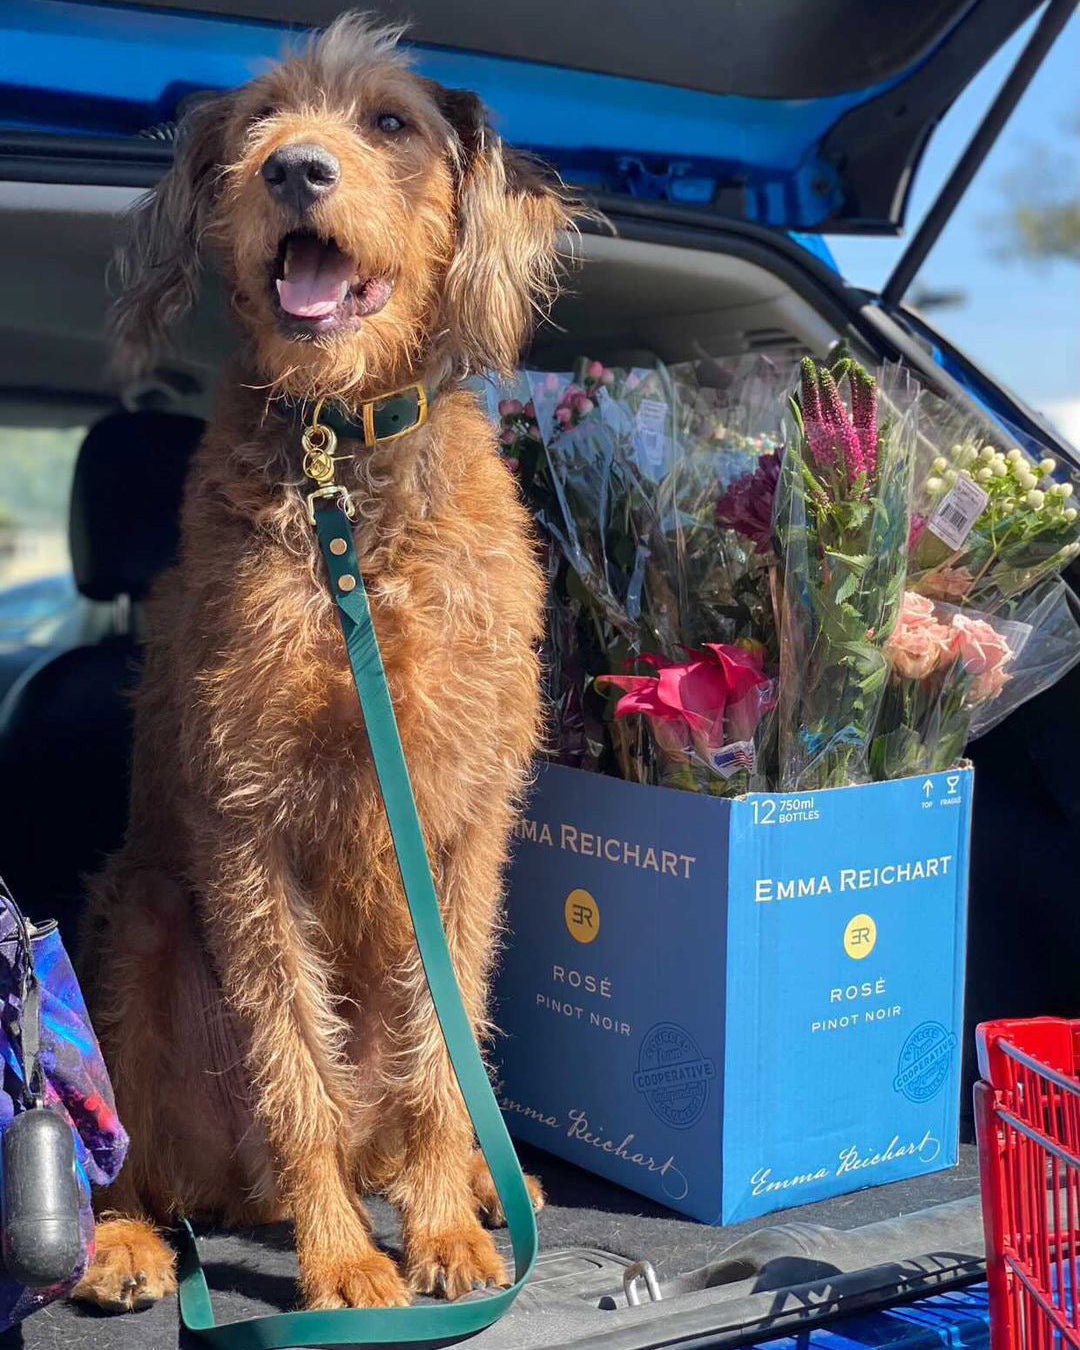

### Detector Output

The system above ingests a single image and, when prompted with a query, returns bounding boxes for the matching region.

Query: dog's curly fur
[73,14,569,1312]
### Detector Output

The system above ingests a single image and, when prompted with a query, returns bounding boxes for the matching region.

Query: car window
[826,8,1079,448]
[0,426,83,651]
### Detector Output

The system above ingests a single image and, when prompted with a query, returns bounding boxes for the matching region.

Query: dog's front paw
[407,1222,508,1299]
[71,1217,177,1313]
[470,1154,545,1227]
[301,1250,410,1309]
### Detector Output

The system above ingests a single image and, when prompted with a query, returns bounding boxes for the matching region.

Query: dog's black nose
[261,143,340,214]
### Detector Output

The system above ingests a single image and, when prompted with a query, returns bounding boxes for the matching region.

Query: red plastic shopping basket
[976,1018,1080,1350]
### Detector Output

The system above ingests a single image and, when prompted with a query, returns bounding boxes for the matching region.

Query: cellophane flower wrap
[490,350,1079,796]
[493,356,784,783]
[909,395,1080,613]
[775,356,918,790]
[869,580,1080,778]
[869,592,1016,779]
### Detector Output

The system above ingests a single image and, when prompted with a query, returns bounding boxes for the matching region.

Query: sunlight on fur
[79,12,560,1315]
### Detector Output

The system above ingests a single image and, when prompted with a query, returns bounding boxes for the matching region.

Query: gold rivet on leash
[337,574,356,593]
[330,537,347,556]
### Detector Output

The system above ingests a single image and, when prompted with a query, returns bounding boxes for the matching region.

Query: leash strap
[176,502,537,1347]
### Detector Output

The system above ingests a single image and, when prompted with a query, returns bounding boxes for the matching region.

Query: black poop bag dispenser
[0,887,83,1288]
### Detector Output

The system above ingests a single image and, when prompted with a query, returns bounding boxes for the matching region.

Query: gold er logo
[844,913,877,959]
[564,889,599,944]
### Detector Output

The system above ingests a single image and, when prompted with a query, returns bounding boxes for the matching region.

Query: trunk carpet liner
[0,1143,980,1350]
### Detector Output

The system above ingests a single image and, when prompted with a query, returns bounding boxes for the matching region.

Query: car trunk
[1,3,1077,1346]
[0,178,1015,1349]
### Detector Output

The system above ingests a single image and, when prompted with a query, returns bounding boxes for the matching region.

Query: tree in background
[987,117,1080,264]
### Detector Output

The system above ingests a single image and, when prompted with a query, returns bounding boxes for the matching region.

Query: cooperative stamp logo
[893,1021,956,1103]
[633,1022,715,1130]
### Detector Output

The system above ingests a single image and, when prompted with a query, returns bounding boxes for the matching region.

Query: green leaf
[825,550,872,570]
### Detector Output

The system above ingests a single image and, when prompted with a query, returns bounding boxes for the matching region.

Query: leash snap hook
[301,398,355,525]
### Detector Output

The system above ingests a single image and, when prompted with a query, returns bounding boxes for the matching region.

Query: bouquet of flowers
[909,401,1080,612]
[869,579,1080,779]
[773,355,918,790]
[488,348,1080,797]
[869,592,1016,778]
[492,356,785,778]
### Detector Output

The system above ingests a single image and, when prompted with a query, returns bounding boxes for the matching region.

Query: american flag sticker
[702,740,756,779]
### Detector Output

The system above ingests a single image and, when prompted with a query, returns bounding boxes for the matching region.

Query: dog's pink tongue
[276,237,353,318]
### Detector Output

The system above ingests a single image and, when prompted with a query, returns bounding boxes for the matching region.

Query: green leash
[176,501,538,1347]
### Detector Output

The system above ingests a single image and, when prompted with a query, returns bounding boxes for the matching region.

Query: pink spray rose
[949,614,1013,702]
[884,591,954,680]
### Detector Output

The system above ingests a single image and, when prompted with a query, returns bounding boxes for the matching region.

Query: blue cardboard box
[492,764,972,1224]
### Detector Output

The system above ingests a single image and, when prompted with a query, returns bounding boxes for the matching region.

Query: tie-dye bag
[0,878,128,1330]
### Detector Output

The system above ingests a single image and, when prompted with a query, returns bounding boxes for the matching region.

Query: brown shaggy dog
[72,15,570,1313]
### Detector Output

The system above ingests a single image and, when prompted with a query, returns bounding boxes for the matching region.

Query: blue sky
[826,8,1079,445]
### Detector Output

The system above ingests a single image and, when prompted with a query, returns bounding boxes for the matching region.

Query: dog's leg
[200,837,409,1310]
[72,1167,178,1313]
[469,1152,545,1228]
[386,835,510,1298]
[205,850,406,1310]
[72,867,187,1313]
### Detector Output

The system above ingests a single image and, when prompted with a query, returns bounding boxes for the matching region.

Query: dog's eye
[375,112,406,134]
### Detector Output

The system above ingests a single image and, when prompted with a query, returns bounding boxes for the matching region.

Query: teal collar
[279,383,434,446]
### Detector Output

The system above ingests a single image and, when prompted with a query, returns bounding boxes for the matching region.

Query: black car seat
[0,410,203,950]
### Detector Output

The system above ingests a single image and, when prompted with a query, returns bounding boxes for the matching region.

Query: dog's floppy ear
[110,94,230,377]
[438,88,574,378]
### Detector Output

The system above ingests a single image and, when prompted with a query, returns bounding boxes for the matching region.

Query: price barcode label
[634,398,669,470]
[927,473,989,550]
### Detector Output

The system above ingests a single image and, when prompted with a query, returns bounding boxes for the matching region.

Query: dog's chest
[200,526,495,823]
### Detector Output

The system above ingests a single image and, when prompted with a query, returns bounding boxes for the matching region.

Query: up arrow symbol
[923,779,934,797]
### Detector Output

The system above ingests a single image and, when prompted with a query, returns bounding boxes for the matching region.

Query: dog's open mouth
[271,232,394,334]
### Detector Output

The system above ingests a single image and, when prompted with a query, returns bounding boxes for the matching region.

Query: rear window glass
[0,426,81,649]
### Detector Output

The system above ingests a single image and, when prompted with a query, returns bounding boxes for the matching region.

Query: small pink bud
[601,369,615,384]
[573,394,594,415]
[587,360,604,380]
[499,428,516,445]
[523,400,535,417]
[498,398,522,416]
[544,373,559,390]
[565,383,582,398]
[505,457,520,473]
[555,406,572,425]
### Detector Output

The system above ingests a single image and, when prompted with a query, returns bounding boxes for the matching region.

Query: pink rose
[972,665,1009,702]
[572,394,594,415]
[498,398,522,416]
[949,614,1011,677]
[504,457,520,473]
[544,372,559,391]
[601,369,615,385]
[899,592,937,624]
[587,360,605,380]
[499,428,516,445]
[919,565,975,601]
[949,614,1012,704]
[887,627,950,680]
[523,400,535,418]
[555,405,572,425]
[884,591,955,680]
[564,383,582,399]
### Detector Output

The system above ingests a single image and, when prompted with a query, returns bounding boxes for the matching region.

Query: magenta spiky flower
[799,358,878,486]
[849,364,879,478]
